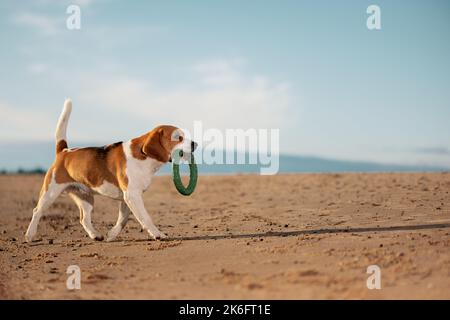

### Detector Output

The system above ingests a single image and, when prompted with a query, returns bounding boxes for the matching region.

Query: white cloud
[67,0,94,6]
[0,58,295,145]
[191,58,245,86]
[79,59,293,132]
[34,0,96,7]
[28,63,48,74]
[0,101,54,141]
[12,12,62,36]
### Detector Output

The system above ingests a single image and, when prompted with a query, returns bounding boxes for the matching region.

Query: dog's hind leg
[69,191,103,241]
[106,201,130,242]
[25,172,66,242]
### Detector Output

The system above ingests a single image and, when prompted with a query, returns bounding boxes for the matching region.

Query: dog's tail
[55,98,72,154]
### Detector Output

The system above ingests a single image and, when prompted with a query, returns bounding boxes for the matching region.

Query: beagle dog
[25,99,197,242]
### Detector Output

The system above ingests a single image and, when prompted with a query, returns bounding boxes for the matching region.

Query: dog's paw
[94,235,104,241]
[148,230,167,240]
[156,232,168,240]
[106,227,121,242]
[25,234,33,243]
[25,231,35,243]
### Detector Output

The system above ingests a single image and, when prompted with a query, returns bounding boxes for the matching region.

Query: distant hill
[0,141,447,174]
[160,154,448,175]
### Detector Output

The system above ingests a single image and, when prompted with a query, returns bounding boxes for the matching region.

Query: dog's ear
[142,128,170,163]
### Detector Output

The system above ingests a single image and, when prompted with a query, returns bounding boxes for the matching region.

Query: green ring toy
[172,150,198,196]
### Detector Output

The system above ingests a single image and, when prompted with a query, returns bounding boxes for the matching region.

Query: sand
[0,173,449,299]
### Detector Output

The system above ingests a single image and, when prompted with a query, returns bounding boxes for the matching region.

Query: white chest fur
[123,140,164,192]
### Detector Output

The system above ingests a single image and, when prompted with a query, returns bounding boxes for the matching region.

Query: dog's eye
[179,136,183,142]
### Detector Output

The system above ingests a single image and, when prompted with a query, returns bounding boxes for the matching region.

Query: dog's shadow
[169,222,450,242]
[25,222,450,245]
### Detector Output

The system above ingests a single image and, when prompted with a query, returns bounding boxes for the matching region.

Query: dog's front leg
[123,191,167,240]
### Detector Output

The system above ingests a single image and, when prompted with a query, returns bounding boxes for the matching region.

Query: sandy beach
[1,173,449,299]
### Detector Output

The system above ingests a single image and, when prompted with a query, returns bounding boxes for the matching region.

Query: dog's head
[141,125,197,163]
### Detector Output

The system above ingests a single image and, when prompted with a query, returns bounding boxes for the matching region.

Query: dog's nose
[191,141,198,151]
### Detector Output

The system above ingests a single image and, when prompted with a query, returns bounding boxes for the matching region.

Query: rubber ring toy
[172,149,198,196]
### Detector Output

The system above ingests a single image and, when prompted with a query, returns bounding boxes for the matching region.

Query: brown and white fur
[25,99,197,242]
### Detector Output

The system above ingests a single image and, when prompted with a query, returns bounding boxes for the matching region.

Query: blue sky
[0,0,449,167]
